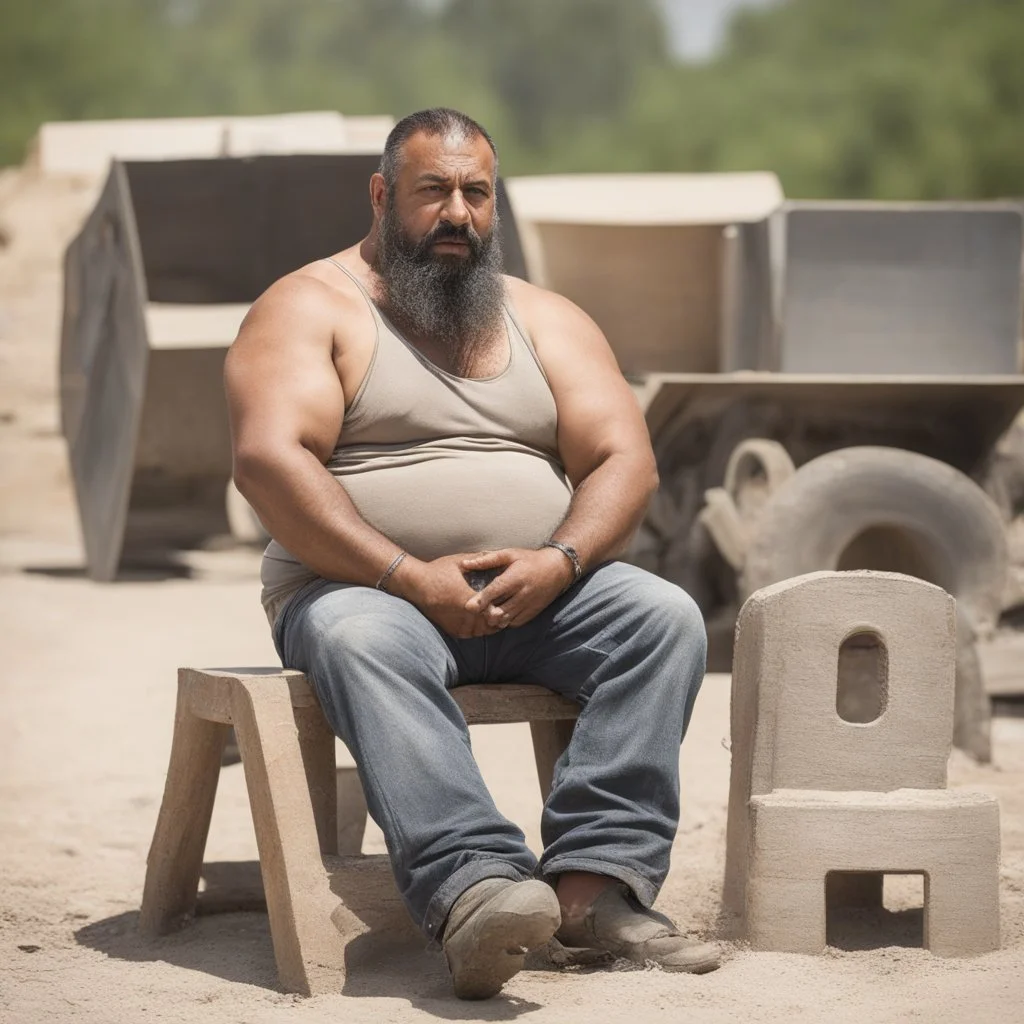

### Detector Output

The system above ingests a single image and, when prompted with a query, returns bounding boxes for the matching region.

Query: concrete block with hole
[723,570,1001,956]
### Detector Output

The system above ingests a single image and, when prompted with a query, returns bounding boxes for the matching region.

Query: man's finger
[483,598,520,627]
[465,576,520,614]
[459,549,514,571]
[505,602,542,630]
[483,589,527,626]
[483,604,507,628]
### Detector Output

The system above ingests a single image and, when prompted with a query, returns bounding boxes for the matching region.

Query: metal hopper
[505,172,784,376]
[508,176,1024,759]
[60,153,528,579]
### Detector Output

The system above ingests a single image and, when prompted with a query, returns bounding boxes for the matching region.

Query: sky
[659,0,780,60]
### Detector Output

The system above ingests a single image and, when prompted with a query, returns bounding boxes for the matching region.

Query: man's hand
[392,554,506,639]
[459,547,575,630]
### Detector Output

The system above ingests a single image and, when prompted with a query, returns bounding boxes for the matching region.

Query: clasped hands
[394,546,575,639]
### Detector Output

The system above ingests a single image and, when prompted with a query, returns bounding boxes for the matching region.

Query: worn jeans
[274,560,707,942]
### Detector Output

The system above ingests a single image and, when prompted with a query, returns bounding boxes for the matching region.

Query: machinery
[507,177,1024,761]
[60,151,529,579]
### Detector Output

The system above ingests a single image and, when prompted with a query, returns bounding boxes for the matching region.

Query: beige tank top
[260,259,573,625]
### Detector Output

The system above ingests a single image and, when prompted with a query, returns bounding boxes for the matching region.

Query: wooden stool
[139,667,579,994]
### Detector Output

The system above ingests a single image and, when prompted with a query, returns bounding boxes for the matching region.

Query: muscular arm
[463,280,657,624]
[225,275,402,586]
[226,272,496,636]
[527,284,659,570]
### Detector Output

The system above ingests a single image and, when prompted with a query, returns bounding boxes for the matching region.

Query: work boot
[556,883,721,974]
[442,878,562,1000]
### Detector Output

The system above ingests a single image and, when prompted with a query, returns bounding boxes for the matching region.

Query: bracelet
[375,551,407,593]
[543,540,583,585]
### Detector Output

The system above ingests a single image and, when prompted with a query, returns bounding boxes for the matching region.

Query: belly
[335,444,573,560]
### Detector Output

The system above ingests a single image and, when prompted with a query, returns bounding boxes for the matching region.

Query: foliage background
[2,0,1022,198]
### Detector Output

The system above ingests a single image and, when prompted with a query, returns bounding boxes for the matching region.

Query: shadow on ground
[826,907,925,952]
[22,558,193,582]
[75,882,550,1020]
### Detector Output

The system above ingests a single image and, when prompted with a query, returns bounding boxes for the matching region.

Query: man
[226,108,717,1000]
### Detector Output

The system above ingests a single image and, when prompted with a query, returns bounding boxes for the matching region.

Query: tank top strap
[321,256,382,322]
[503,299,550,385]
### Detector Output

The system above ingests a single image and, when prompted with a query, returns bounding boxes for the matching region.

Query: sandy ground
[2,167,1024,1023]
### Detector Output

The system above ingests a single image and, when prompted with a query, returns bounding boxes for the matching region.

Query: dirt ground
[2,168,1024,1024]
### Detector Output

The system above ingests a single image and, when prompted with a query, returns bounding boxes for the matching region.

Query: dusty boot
[442,878,562,1000]
[556,883,720,974]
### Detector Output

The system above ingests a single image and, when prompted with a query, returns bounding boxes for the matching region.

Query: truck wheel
[700,438,797,573]
[741,446,1007,634]
[741,446,1004,763]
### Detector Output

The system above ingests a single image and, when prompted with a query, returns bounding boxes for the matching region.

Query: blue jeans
[274,561,706,942]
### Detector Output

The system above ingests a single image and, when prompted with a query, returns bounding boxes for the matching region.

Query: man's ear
[370,173,387,220]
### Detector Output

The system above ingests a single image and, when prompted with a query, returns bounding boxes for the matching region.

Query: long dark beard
[374,197,506,377]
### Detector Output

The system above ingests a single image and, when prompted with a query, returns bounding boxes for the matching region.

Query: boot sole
[446,882,561,1000]
[612,939,721,974]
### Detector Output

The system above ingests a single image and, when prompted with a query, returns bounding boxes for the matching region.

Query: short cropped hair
[378,108,498,190]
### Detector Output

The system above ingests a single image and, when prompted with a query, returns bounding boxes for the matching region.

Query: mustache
[419,220,485,256]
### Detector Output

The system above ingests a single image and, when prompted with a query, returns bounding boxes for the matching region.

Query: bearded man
[225,108,717,1000]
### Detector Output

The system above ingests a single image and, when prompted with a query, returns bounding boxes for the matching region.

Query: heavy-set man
[226,108,717,999]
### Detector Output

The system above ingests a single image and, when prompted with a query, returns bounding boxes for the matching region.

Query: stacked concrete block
[723,570,1000,956]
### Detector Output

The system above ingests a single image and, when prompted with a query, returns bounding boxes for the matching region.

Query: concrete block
[723,571,1002,957]
[747,789,1000,956]
[30,112,395,177]
[733,571,956,798]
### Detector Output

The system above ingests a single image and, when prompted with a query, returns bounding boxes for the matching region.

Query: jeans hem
[537,857,660,908]
[422,858,536,946]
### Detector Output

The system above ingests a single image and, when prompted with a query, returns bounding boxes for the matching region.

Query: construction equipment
[507,179,1024,761]
[60,152,529,579]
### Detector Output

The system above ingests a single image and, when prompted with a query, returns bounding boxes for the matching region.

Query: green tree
[2,0,1022,199]
[440,0,668,148]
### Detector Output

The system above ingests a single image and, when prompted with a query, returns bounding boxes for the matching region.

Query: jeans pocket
[582,626,623,657]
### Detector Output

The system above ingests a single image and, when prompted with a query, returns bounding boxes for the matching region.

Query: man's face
[384,130,497,262]
[371,129,505,371]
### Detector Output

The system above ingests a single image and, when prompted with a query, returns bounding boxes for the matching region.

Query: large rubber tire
[740,446,1004,763]
[741,446,1007,634]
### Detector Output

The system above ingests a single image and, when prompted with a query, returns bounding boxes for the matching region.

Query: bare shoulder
[234,258,370,352]
[503,275,619,380]
[504,276,601,340]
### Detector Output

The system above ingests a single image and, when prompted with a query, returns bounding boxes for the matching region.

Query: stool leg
[231,678,348,995]
[294,703,338,856]
[140,689,228,935]
[336,766,369,856]
[530,719,576,801]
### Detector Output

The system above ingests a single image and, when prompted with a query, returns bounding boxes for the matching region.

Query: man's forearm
[551,453,658,572]
[235,446,403,587]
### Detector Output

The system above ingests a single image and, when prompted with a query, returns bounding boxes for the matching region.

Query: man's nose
[440,190,471,227]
